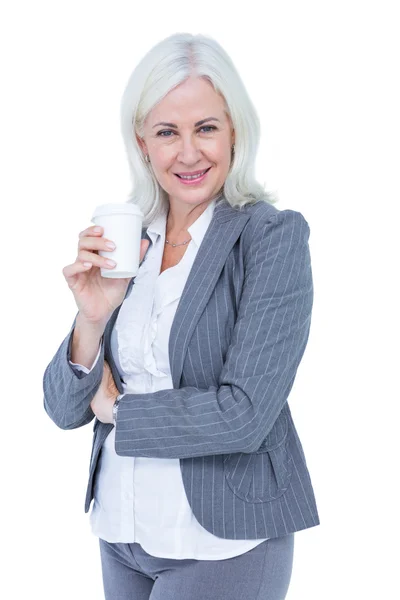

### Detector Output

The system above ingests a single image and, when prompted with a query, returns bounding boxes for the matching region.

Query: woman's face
[137,76,235,209]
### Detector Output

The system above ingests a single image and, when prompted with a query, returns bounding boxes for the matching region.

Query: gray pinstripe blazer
[43,195,320,539]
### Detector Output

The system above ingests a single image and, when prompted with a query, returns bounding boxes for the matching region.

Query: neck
[166,194,220,237]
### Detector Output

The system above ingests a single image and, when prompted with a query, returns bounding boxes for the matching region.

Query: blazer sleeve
[114,209,314,459]
[43,313,106,429]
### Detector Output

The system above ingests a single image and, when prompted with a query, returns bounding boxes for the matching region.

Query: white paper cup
[91,203,144,278]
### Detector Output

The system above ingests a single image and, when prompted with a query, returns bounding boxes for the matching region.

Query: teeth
[179,169,207,180]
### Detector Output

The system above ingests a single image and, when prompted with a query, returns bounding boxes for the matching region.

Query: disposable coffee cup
[91,203,144,278]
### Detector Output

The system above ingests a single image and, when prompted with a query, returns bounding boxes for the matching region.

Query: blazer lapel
[169,200,250,388]
[103,197,251,392]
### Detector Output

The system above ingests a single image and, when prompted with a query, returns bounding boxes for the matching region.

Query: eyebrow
[152,117,220,129]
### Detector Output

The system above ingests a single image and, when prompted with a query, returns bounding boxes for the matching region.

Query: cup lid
[91,202,143,220]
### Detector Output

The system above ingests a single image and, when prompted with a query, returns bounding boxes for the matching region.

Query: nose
[177,134,202,165]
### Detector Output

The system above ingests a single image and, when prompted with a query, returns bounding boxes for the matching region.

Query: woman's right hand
[62,225,150,326]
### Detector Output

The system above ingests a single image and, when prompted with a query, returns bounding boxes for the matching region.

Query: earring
[145,154,150,163]
[231,144,235,153]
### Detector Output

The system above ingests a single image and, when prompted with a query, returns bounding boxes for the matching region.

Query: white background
[1,1,398,598]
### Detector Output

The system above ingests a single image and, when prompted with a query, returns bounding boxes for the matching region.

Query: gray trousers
[99,534,295,600]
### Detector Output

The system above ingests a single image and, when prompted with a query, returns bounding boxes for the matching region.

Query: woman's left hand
[90,360,119,424]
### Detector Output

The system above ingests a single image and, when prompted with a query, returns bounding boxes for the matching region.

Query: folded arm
[43,314,105,430]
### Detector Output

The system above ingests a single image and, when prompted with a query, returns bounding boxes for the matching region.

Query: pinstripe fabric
[43,196,320,539]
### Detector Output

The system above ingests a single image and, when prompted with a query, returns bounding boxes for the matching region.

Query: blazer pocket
[223,412,292,503]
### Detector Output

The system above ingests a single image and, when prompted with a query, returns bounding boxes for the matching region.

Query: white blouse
[70,198,268,559]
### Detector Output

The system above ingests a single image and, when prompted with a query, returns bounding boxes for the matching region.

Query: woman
[44,32,320,600]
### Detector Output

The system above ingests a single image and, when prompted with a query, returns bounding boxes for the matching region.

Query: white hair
[120,32,277,228]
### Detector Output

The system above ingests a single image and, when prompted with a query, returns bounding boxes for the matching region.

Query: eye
[156,125,217,137]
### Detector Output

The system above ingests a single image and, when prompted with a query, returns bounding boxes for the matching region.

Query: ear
[136,134,147,155]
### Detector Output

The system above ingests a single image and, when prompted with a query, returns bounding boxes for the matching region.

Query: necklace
[165,238,191,247]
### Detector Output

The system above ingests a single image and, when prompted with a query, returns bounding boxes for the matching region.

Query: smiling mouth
[175,167,212,180]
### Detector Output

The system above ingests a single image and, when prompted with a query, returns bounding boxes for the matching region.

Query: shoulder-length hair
[120,32,277,228]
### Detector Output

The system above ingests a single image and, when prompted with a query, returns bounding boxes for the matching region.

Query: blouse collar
[146,198,217,249]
